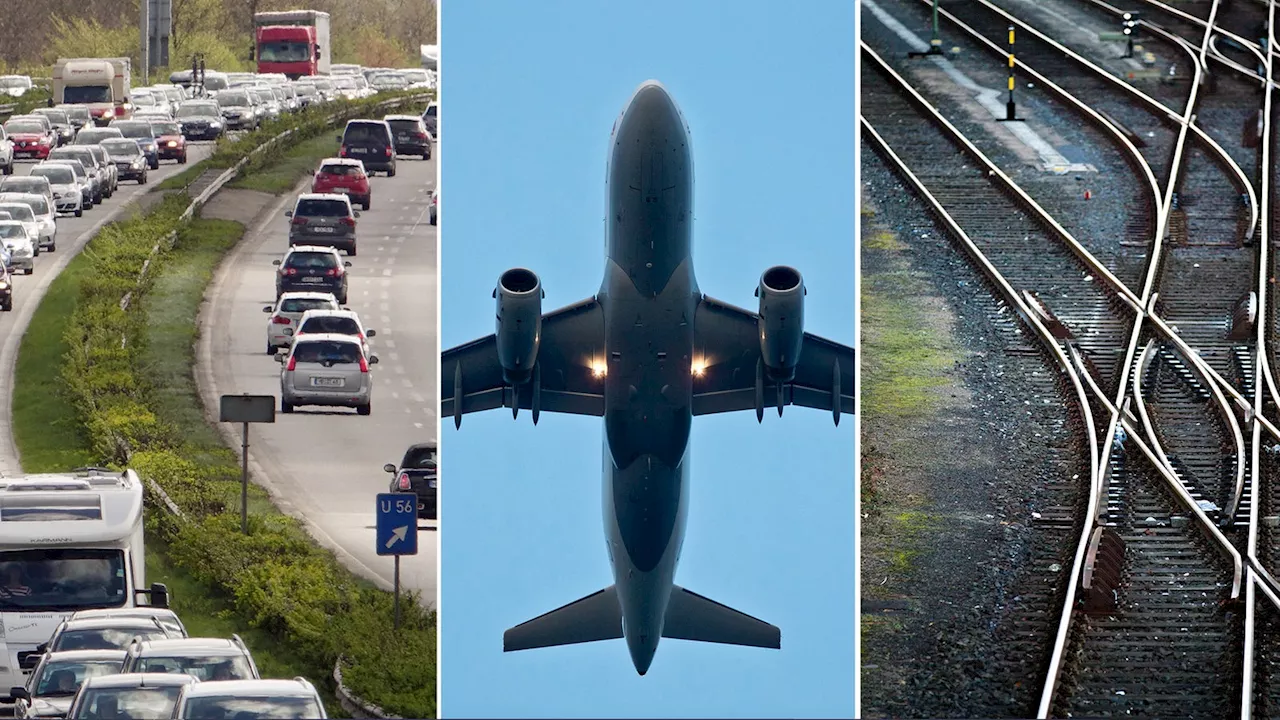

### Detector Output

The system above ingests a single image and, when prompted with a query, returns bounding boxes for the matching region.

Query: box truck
[254,10,331,79]
[52,57,133,126]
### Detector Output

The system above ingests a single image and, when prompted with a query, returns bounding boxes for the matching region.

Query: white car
[0,221,33,273]
[29,164,82,217]
[290,308,376,356]
[0,203,41,256]
[0,174,54,209]
[0,192,55,251]
[262,291,342,354]
[41,159,94,208]
[0,75,32,98]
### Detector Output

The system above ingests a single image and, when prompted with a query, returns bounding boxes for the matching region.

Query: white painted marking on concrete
[384,339,396,349]
[863,0,1096,174]
[382,268,392,277]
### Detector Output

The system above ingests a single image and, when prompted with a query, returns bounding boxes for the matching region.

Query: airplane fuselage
[595,82,697,675]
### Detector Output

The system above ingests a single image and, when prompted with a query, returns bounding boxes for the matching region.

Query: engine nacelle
[755,265,806,382]
[494,268,544,384]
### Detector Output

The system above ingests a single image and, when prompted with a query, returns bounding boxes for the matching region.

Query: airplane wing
[442,297,606,426]
[690,295,855,422]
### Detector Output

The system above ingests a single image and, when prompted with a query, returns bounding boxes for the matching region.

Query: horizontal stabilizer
[504,585,623,652]
[661,585,781,649]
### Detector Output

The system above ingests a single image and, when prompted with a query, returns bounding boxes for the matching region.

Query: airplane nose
[627,81,676,117]
[627,631,658,676]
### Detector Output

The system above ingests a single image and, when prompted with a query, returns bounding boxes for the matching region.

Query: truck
[254,10,331,79]
[0,468,168,699]
[51,57,133,126]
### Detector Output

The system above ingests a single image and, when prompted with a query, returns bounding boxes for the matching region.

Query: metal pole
[240,422,249,534]
[393,555,402,629]
[1006,25,1017,121]
[931,0,941,51]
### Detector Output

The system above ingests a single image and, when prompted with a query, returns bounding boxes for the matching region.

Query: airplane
[441,79,856,676]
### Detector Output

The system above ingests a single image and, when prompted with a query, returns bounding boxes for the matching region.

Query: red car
[149,120,188,164]
[3,118,55,160]
[311,158,372,211]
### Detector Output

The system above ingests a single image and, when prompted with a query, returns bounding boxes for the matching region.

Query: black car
[0,264,13,311]
[100,139,148,184]
[385,443,436,520]
[422,102,437,139]
[383,115,431,160]
[109,121,160,170]
[175,102,225,140]
[273,246,350,304]
[337,119,396,176]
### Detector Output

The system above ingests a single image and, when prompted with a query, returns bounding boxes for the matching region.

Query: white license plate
[311,377,344,387]
[300,276,323,283]
[349,148,367,154]
[397,134,411,141]
[312,226,335,233]
[333,187,350,193]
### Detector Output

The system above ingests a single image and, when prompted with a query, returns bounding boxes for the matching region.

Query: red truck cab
[256,26,319,79]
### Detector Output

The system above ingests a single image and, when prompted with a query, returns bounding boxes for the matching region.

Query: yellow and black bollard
[999,25,1024,122]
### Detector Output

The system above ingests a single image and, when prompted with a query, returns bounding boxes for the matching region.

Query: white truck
[0,468,168,700]
[51,57,133,126]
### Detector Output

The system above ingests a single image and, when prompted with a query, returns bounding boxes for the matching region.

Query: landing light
[691,359,707,377]
[590,361,607,378]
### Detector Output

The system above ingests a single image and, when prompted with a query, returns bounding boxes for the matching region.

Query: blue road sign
[376,493,418,556]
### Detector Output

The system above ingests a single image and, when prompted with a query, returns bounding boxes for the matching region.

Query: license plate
[300,276,323,283]
[349,148,367,154]
[333,187,349,193]
[397,134,410,141]
[311,226,335,233]
[311,377,343,387]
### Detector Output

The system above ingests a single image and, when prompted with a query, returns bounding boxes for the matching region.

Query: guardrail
[333,656,400,719]
[0,103,14,121]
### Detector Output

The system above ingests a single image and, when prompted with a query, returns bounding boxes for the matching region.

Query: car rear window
[320,164,362,177]
[284,252,338,269]
[387,119,423,135]
[53,627,169,651]
[402,446,436,468]
[32,167,73,183]
[295,199,349,217]
[280,298,333,314]
[343,123,389,144]
[292,341,361,365]
[300,316,360,335]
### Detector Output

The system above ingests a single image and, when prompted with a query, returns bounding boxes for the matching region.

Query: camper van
[0,468,167,700]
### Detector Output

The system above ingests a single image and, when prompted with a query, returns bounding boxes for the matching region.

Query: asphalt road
[198,154,438,605]
[0,141,216,476]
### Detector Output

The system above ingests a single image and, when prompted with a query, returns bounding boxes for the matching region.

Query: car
[277,333,378,415]
[0,125,13,175]
[368,71,409,93]
[42,159,94,209]
[67,608,187,638]
[4,117,56,160]
[338,119,397,176]
[0,174,54,209]
[430,188,437,225]
[384,114,432,160]
[55,105,93,132]
[273,245,350,303]
[0,221,33,275]
[285,193,360,255]
[0,193,55,251]
[215,89,260,131]
[72,127,123,147]
[422,100,437,139]
[81,145,118,197]
[37,615,186,655]
[174,101,225,140]
[262,291,342,354]
[311,158,371,210]
[250,88,281,121]
[0,203,41,255]
[292,82,323,108]
[47,146,108,203]
[119,636,259,681]
[29,108,75,146]
[385,442,437,520]
[65,672,199,720]
[109,120,161,169]
[147,119,187,163]
[0,75,32,98]
[10,649,126,720]
[171,678,326,719]
[100,139,149,184]
[290,308,375,356]
[28,165,79,217]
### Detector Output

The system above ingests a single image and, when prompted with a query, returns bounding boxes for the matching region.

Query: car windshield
[177,104,218,117]
[1,178,45,192]
[401,70,429,84]
[218,92,250,107]
[295,85,318,96]
[59,107,91,121]
[53,163,86,179]
[182,696,322,720]
[77,130,122,144]
[0,205,33,222]
[320,164,362,177]
[32,167,73,183]
[64,86,112,103]
[285,252,337,270]
[4,120,43,134]
[334,78,357,89]
[258,41,313,63]
[35,659,123,697]
[152,122,180,135]
[0,224,26,239]
[132,94,156,107]
[115,125,153,139]
[53,625,170,651]
[280,298,334,314]
[136,654,253,681]
[372,74,406,87]
[0,77,29,89]
[343,124,387,144]
[300,316,360,335]
[402,446,436,468]
[0,549,128,610]
[204,75,229,91]
[387,119,423,135]
[102,140,140,156]
[74,686,183,720]
[37,111,70,124]
[291,341,361,365]
[295,199,349,217]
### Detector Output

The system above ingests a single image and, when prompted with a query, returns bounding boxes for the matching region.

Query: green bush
[54,92,436,718]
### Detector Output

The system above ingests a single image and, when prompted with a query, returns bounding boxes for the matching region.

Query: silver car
[0,197,50,252]
[277,334,378,415]
[286,193,360,255]
[49,146,107,202]
[84,145,118,196]
[290,308,375,356]
[0,221,34,273]
[29,164,81,216]
[43,158,93,208]
[262,291,341,354]
[65,672,198,720]
[171,678,326,719]
[0,175,54,208]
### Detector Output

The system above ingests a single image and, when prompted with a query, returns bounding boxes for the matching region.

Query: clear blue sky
[439,1,855,717]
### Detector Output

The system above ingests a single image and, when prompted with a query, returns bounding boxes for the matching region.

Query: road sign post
[219,394,276,535]
[376,493,419,629]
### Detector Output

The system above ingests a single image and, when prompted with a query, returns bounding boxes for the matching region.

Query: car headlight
[166,140,177,147]
[132,158,144,167]
[210,120,222,127]
[0,282,11,290]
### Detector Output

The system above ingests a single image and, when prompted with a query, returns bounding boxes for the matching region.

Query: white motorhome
[0,468,168,699]
[51,58,133,126]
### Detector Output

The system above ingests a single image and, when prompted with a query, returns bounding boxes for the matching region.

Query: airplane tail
[502,584,780,652]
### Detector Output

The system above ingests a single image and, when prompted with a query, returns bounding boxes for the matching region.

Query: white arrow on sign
[385,526,408,549]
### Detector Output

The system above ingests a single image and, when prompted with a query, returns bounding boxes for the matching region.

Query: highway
[0,142,216,476]
[197,153,438,605]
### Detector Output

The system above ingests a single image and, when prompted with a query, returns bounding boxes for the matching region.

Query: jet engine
[755,265,806,382]
[494,268,544,384]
